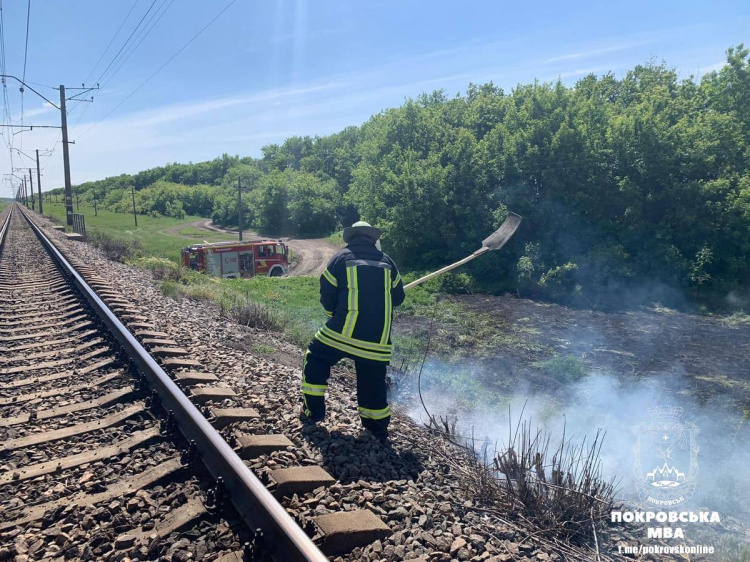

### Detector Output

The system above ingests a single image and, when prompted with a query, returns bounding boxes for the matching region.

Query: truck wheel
[269,267,283,277]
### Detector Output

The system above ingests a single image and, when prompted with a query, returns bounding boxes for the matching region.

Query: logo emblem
[633,406,699,507]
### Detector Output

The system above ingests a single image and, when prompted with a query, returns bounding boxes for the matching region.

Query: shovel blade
[482,212,522,251]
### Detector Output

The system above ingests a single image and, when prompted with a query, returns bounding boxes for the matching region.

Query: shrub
[183,284,218,301]
[435,271,474,294]
[494,422,618,542]
[534,354,587,382]
[88,229,142,262]
[129,256,182,281]
[219,296,283,331]
[538,263,581,301]
[160,281,182,300]
[165,199,186,219]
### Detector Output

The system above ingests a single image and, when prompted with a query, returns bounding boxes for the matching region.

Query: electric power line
[94,0,159,86]
[70,0,173,137]
[19,0,31,150]
[77,0,237,141]
[39,131,60,172]
[22,0,30,81]
[22,79,55,89]
[100,0,175,90]
[0,0,15,175]
[82,0,141,86]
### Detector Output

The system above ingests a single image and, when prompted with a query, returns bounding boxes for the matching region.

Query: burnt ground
[392,294,750,557]
[395,294,750,411]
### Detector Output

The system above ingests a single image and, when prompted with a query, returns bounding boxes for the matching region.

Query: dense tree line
[55,46,750,305]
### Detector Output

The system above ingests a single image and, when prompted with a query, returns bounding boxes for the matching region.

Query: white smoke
[392,360,750,525]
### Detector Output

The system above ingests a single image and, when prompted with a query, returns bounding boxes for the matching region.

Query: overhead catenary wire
[76,0,238,142]
[39,130,60,172]
[21,0,30,82]
[37,0,164,171]
[19,0,31,150]
[93,0,159,87]
[10,146,38,164]
[71,0,173,137]
[0,0,14,175]
[21,78,55,89]
[100,0,175,90]
[82,0,141,86]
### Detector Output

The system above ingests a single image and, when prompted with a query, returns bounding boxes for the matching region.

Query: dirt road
[284,237,339,276]
[176,219,339,277]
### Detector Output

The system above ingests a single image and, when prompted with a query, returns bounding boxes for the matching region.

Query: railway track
[0,205,392,561]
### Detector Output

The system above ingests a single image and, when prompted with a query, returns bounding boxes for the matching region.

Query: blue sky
[0,0,747,198]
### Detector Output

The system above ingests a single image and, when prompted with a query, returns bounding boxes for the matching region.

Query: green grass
[42,202,234,262]
[127,252,325,347]
[177,226,217,238]
[147,259,545,362]
[45,202,544,361]
[148,268,462,359]
[153,272,324,347]
[721,311,750,327]
[326,230,345,248]
[394,280,546,358]
[532,354,587,382]
[251,343,276,355]
[159,280,183,299]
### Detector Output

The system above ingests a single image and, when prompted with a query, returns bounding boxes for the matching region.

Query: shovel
[403,212,522,291]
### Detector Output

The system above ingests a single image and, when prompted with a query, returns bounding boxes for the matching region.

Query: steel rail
[16,204,328,562]
[0,207,10,249]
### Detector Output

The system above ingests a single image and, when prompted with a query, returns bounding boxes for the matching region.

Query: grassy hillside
[42,201,510,363]
[43,202,233,262]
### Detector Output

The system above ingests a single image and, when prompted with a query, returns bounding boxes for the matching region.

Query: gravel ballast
[23,212,638,562]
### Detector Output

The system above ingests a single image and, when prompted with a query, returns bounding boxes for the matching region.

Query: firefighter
[300,221,405,440]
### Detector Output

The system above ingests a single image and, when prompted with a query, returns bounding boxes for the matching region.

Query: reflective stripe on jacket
[316,240,405,362]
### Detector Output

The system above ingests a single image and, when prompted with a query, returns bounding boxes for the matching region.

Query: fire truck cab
[181,240,289,279]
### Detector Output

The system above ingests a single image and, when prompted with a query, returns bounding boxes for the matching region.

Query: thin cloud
[555,67,605,79]
[546,39,656,63]
[270,26,343,44]
[22,103,56,120]
[700,61,726,74]
[19,27,730,196]
[78,81,343,132]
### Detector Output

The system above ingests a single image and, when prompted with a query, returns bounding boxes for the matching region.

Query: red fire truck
[181,240,289,279]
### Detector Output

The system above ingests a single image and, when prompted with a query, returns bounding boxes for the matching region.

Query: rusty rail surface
[16,204,327,562]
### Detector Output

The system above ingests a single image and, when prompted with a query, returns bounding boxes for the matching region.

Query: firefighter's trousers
[301,337,390,436]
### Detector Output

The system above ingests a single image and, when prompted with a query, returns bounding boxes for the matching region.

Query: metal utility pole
[22,177,27,206]
[28,169,35,211]
[75,188,79,210]
[35,150,43,214]
[93,189,97,216]
[130,185,138,227]
[60,85,74,226]
[238,176,243,241]
[25,175,35,210]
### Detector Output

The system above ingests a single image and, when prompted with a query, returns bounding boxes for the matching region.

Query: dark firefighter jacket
[315,240,405,362]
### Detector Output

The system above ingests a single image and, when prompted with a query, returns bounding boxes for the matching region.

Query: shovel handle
[403,247,489,291]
